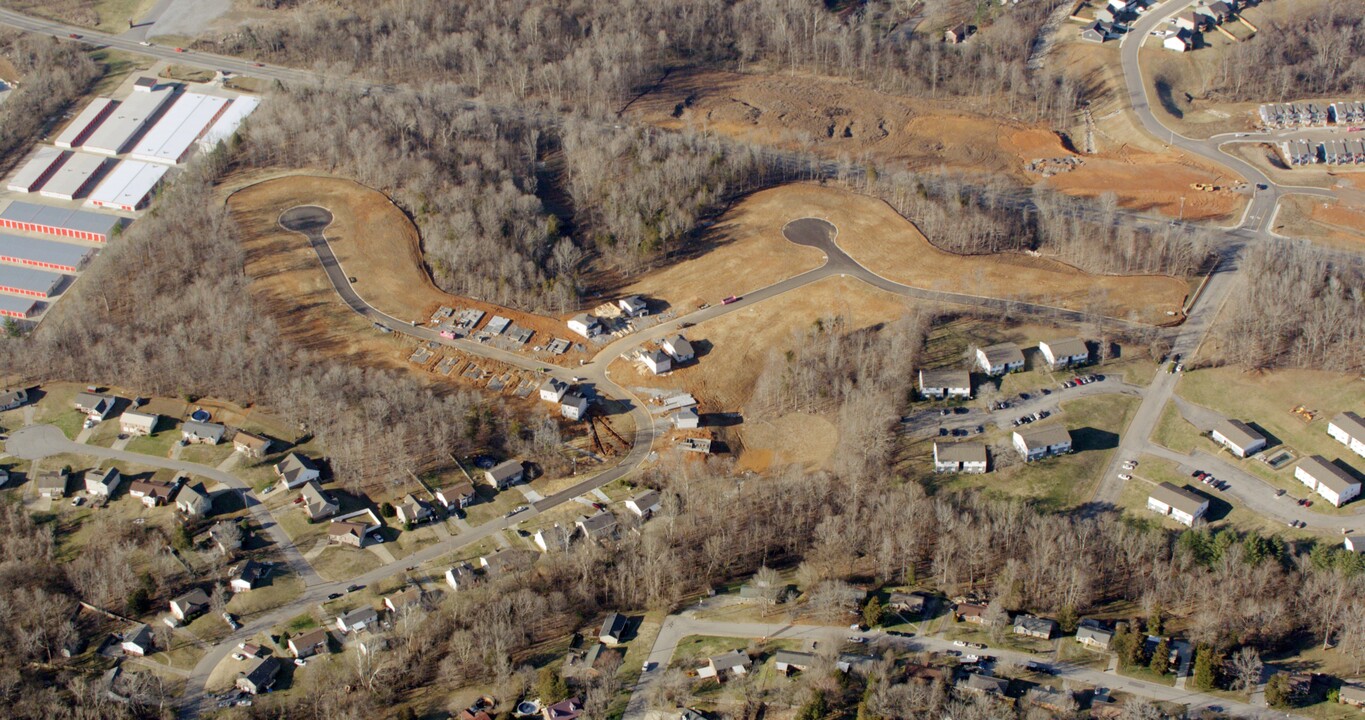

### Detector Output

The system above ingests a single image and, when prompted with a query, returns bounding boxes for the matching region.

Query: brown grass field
[1276,195,1365,251]
[630,69,1243,220]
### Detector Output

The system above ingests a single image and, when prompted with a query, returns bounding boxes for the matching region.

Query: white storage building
[128,92,231,165]
[198,95,260,152]
[54,98,116,149]
[39,152,111,201]
[88,160,168,212]
[7,147,68,193]
[82,86,174,156]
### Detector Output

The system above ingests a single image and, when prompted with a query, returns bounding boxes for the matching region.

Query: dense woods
[0,33,101,173]
[1208,2,1365,102]
[203,0,1080,124]
[1213,240,1365,373]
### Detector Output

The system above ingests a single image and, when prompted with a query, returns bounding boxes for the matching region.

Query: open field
[630,70,1243,220]
[1276,195,1365,252]
[761,184,1189,324]
[1,0,158,33]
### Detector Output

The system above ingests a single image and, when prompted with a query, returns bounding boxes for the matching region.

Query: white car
[953,640,968,647]
[642,661,656,672]
[1118,473,1132,480]
[847,636,867,644]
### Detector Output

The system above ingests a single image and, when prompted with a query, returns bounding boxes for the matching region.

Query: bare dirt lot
[1276,195,1365,251]
[630,69,1242,220]
[745,184,1188,324]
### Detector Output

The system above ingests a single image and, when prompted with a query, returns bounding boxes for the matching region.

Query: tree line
[0,32,101,175]
[1205,2,1365,103]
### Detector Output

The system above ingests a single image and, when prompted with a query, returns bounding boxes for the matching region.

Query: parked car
[71,497,84,507]
[327,592,343,600]
[847,636,867,644]
[346,584,364,593]
[1118,473,1132,480]
[952,640,968,647]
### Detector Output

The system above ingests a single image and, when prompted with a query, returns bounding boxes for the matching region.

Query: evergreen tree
[1264,673,1291,708]
[535,667,568,704]
[1150,638,1170,676]
[796,690,828,720]
[1057,604,1078,634]
[863,596,883,628]
[1193,645,1218,690]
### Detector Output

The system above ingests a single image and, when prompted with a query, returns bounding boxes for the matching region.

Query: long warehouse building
[0,265,64,299]
[6,147,69,193]
[0,234,96,273]
[0,294,37,319]
[82,84,174,156]
[0,201,123,242]
[54,98,116,149]
[198,95,260,152]
[38,152,110,201]
[88,160,168,212]
[128,92,230,165]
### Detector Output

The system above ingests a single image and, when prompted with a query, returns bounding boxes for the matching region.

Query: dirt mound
[631,69,1243,221]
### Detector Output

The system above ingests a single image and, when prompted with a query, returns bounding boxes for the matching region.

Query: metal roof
[128,92,230,165]
[0,294,37,315]
[0,201,121,236]
[82,86,175,155]
[38,152,109,200]
[0,264,63,294]
[198,95,260,150]
[54,97,114,148]
[7,147,67,192]
[89,160,167,209]
[0,234,95,268]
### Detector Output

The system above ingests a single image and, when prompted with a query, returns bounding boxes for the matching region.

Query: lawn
[311,545,381,582]
[52,409,87,440]
[227,574,304,619]
[671,635,753,669]
[941,623,1053,655]
[1114,663,1176,687]
[1152,403,1200,453]
[281,612,320,634]
[179,442,234,467]
[126,427,182,458]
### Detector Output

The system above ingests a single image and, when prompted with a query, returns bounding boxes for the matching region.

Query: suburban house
[560,393,589,421]
[273,453,321,489]
[540,378,569,403]
[445,562,479,591]
[662,334,695,363]
[774,650,816,675]
[119,410,160,436]
[1028,687,1076,714]
[231,560,269,593]
[534,524,572,553]
[75,391,116,421]
[384,587,425,614]
[1038,338,1089,369]
[327,521,368,548]
[673,406,700,429]
[1174,11,1204,31]
[121,623,153,656]
[1203,0,1234,22]
[955,602,989,624]
[287,627,330,658]
[1295,456,1362,507]
[918,369,972,399]
[1147,482,1209,526]
[232,431,273,458]
[1340,684,1365,708]
[169,588,210,621]
[944,23,971,44]
[625,489,662,518]
[1328,412,1365,458]
[0,388,27,411]
[128,479,175,507]
[335,606,380,634]
[1013,615,1058,639]
[181,421,226,445]
[480,548,531,579]
[1077,622,1114,650]
[37,470,69,498]
[1211,418,1267,458]
[933,442,989,473]
[976,343,1025,375]
[83,467,122,498]
[567,314,602,339]
[300,481,339,521]
[1345,535,1365,553]
[576,511,618,543]
[959,673,1008,696]
[236,656,281,695]
[618,295,648,317]
[436,481,477,510]
[1080,19,1115,42]
[700,650,751,680]
[396,494,436,525]
[1012,424,1073,461]
[484,459,524,490]
[1164,29,1194,52]
[542,697,584,720]
[887,591,930,617]
[599,612,629,645]
[642,349,672,375]
[176,483,212,516]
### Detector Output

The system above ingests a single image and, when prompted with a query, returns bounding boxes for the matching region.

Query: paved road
[6,424,319,588]
[623,614,1293,720]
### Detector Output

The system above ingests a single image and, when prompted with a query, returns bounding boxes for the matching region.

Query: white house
[445,562,479,591]
[0,388,27,411]
[435,481,477,510]
[121,624,153,656]
[230,560,268,593]
[1328,412,1365,459]
[1012,424,1072,461]
[618,296,648,317]
[176,483,212,516]
[74,391,116,421]
[1295,456,1362,507]
[37,470,68,498]
[642,349,672,375]
[918,369,972,399]
[1038,338,1089,370]
[181,421,225,445]
[169,588,209,621]
[335,606,379,634]
[976,343,1025,376]
[384,587,425,614]
[273,453,321,489]
[1211,418,1266,458]
[699,650,751,680]
[119,410,160,436]
[534,524,571,553]
[540,378,569,403]
[1345,535,1365,553]
[567,314,602,339]
[560,393,589,421]
[1147,482,1209,526]
[83,467,122,497]
[933,442,989,473]
[673,406,700,429]
[625,489,662,517]
[395,494,436,524]
[662,334,695,363]
[1164,29,1193,52]
[774,650,816,675]
[484,459,524,489]
[232,431,273,458]
[287,628,330,659]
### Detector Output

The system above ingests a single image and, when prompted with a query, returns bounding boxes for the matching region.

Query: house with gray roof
[483,459,524,490]
[176,482,212,516]
[934,442,988,473]
[37,470,69,498]
[1211,418,1266,458]
[1147,482,1209,526]
[273,452,320,489]
[74,391,116,421]
[236,656,281,695]
[1013,614,1058,639]
[1077,622,1113,650]
[119,410,159,437]
[335,606,379,634]
[1329,412,1365,459]
[0,388,28,411]
[919,369,972,399]
[1296,456,1362,507]
[1038,338,1089,369]
[83,467,122,497]
[774,650,816,674]
[299,481,339,521]
[976,343,1025,375]
[181,421,225,445]
[599,612,629,645]
[959,673,1008,695]
[576,511,618,543]
[1012,424,1072,461]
